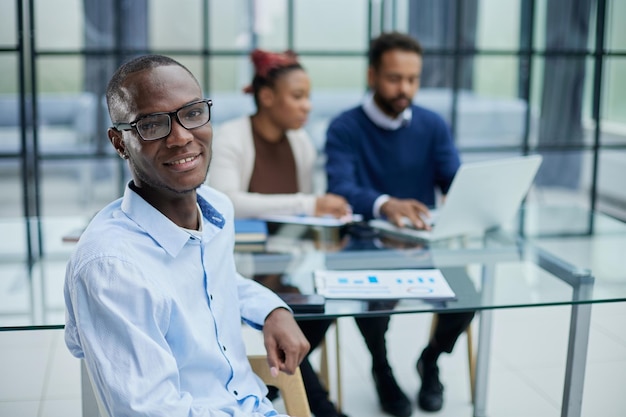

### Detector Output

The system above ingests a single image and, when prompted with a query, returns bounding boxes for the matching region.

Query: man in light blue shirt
[64,54,310,417]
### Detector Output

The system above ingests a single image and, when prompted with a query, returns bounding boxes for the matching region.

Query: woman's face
[264,68,311,130]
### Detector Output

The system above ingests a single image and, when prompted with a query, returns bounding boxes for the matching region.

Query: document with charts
[314,269,456,300]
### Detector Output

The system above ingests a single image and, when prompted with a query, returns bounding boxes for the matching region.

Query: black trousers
[354,311,475,371]
[295,310,474,407]
[293,319,337,412]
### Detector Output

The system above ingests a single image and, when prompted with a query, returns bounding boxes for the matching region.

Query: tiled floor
[1,302,625,417]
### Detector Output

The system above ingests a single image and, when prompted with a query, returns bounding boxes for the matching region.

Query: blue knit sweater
[325,104,460,219]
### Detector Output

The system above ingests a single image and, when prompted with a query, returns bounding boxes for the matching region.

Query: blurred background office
[1,0,625,223]
[1,2,626,416]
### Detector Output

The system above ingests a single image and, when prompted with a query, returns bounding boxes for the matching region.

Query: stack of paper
[234,219,268,252]
[258,213,363,227]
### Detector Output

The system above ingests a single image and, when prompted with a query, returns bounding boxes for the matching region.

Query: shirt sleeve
[235,272,291,330]
[325,118,382,218]
[431,116,461,194]
[68,257,185,416]
[373,194,391,218]
[67,257,254,417]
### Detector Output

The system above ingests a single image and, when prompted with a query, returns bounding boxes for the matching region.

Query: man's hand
[315,193,351,218]
[263,308,310,376]
[381,197,431,229]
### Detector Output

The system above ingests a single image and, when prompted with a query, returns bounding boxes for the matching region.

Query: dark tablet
[277,293,326,314]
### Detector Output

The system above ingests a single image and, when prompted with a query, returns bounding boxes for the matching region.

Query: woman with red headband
[208,49,349,219]
[208,49,348,417]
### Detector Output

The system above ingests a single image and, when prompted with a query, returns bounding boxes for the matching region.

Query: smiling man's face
[109,65,212,198]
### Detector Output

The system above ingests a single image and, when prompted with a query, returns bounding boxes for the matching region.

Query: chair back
[81,360,111,417]
[248,355,312,417]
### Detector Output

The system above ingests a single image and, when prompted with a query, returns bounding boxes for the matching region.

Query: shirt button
[234,390,238,396]
[210,294,213,300]
[222,345,227,351]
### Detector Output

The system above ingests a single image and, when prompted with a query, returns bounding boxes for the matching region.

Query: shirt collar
[121,183,225,257]
[362,91,412,130]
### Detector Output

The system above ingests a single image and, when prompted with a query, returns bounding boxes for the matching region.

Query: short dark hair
[106,54,199,123]
[368,32,423,70]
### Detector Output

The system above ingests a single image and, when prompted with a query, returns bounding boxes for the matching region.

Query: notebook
[234,219,268,252]
[369,155,543,241]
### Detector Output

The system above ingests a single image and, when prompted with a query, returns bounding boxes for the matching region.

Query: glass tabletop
[1,205,625,328]
[509,204,626,238]
[509,204,626,298]
[233,226,603,320]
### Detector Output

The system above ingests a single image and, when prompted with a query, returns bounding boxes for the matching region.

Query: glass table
[1,205,625,417]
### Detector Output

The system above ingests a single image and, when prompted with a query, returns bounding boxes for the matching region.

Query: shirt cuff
[373,194,390,218]
[300,194,317,216]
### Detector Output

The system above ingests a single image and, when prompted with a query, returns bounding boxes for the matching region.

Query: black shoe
[266,385,279,401]
[310,400,349,417]
[416,358,444,412]
[372,367,412,417]
[314,412,349,417]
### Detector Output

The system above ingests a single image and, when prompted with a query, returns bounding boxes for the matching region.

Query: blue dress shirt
[64,184,289,417]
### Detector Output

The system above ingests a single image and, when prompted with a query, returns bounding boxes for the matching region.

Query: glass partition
[0,0,624,224]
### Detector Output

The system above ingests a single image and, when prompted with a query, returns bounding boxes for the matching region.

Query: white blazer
[207,116,318,218]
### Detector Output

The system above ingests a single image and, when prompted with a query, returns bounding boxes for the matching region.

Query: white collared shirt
[362,91,412,131]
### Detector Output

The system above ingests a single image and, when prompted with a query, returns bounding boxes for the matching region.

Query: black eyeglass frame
[112,99,213,141]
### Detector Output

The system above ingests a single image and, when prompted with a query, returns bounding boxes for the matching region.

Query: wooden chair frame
[248,355,312,417]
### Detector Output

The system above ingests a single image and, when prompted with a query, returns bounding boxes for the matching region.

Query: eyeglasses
[113,99,212,141]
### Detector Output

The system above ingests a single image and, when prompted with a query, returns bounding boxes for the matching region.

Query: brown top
[248,122,299,195]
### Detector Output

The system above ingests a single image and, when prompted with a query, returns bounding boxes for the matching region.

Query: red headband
[243,49,300,94]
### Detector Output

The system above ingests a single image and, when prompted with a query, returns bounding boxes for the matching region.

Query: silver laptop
[369,155,543,241]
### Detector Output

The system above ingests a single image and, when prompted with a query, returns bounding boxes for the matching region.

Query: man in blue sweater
[325,32,475,415]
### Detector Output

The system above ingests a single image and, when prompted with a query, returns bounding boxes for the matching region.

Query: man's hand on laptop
[381,197,432,230]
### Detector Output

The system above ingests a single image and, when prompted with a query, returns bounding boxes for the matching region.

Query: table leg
[473,264,495,417]
[528,240,595,416]
[561,287,593,417]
